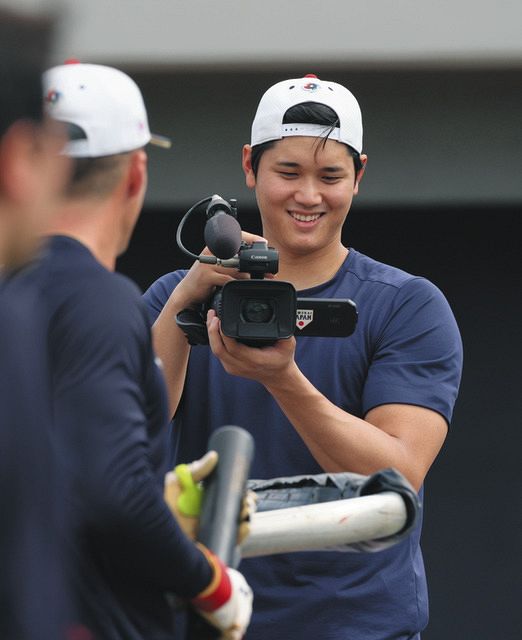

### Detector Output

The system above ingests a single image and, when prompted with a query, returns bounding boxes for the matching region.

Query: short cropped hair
[65,152,132,200]
[250,102,363,180]
[0,9,53,138]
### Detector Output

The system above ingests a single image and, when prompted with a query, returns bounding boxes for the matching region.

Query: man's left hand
[206,309,297,386]
[164,449,256,544]
[164,451,218,540]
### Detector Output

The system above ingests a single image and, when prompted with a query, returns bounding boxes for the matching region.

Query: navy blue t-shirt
[21,236,212,640]
[144,249,463,640]
[0,266,70,640]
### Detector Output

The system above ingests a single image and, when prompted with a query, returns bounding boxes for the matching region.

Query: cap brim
[150,133,172,149]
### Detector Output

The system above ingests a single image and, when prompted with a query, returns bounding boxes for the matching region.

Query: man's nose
[294,179,322,207]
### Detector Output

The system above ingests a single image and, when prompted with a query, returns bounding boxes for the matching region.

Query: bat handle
[186,425,255,639]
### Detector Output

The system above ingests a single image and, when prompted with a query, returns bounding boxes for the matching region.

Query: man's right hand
[192,546,253,639]
[150,230,267,418]
[172,231,267,310]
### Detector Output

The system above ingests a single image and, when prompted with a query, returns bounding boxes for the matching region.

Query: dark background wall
[135,67,522,209]
[118,202,521,639]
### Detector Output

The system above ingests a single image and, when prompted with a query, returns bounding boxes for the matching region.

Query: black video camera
[175,195,357,347]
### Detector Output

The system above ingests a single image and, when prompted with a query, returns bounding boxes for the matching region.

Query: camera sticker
[296,309,314,330]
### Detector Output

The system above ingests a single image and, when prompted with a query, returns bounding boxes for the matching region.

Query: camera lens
[240,298,274,323]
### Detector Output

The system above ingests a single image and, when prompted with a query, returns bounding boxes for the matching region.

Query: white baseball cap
[251,74,363,153]
[43,61,171,158]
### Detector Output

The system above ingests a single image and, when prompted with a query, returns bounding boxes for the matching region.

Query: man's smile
[288,210,324,224]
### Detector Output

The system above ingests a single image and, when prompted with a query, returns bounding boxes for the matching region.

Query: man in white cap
[10,61,253,640]
[144,75,463,639]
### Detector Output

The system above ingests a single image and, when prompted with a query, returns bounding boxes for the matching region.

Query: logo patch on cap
[302,82,320,92]
[45,89,62,106]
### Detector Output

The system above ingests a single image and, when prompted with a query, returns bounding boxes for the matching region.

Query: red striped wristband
[191,544,232,612]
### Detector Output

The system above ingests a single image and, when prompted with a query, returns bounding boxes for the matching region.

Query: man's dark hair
[66,153,132,199]
[250,102,363,180]
[0,9,54,138]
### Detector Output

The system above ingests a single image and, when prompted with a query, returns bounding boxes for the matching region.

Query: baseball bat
[186,425,255,639]
[241,492,408,557]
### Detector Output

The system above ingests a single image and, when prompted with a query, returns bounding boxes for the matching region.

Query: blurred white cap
[43,61,171,157]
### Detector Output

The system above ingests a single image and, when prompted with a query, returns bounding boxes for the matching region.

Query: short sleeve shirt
[143,249,463,640]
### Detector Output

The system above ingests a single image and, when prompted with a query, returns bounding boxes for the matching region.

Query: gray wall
[13,0,522,67]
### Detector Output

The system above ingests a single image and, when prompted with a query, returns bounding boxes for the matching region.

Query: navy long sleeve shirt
[0,265,70,639]
[10,236,212,639]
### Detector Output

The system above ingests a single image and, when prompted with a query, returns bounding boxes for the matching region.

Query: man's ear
[353,154,368,196]
[242,144,256,189]
[125,149,148,200]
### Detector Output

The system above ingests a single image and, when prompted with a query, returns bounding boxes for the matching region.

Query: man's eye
[279,171,298,178]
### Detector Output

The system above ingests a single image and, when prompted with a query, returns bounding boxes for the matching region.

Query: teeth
[291,212,321,222]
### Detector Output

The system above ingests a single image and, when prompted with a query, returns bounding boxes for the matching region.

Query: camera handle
[176,307,210,346]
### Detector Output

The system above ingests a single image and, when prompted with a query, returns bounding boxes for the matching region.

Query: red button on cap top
[304,73,318,78]
[64,58,80,65]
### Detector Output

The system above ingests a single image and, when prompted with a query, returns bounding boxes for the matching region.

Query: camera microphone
[204,195,242,260]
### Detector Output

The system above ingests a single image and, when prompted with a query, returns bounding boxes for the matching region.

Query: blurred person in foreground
[0,8,71,639]
[144,75,463,639]
[11,61,252,640]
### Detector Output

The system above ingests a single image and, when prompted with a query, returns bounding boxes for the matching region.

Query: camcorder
[175,195,357,348]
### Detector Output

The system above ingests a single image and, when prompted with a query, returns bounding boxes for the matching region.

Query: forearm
[108,464,216,598]
[97,470,213,596]
[56,397,213,596]
[264,364,414,485]
[152,291,191,418]
[150,262,245,417]
[207,315,445,491]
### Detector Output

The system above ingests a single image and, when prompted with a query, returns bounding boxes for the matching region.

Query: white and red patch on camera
[296,309,313,330]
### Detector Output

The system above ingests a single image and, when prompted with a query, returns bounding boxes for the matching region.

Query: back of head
[0,9,62,270]
[0,9,52,139]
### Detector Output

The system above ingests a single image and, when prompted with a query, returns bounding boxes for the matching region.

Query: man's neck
[46,199,120,271]
[273,244,349,291]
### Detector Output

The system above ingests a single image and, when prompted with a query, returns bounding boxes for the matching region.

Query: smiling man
[144,75,463,640]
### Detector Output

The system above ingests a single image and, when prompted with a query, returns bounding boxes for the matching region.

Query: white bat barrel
[241,492,408,558]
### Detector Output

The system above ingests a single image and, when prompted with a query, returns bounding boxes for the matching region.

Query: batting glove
[164,451,256,544]
[192,545,253,640]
